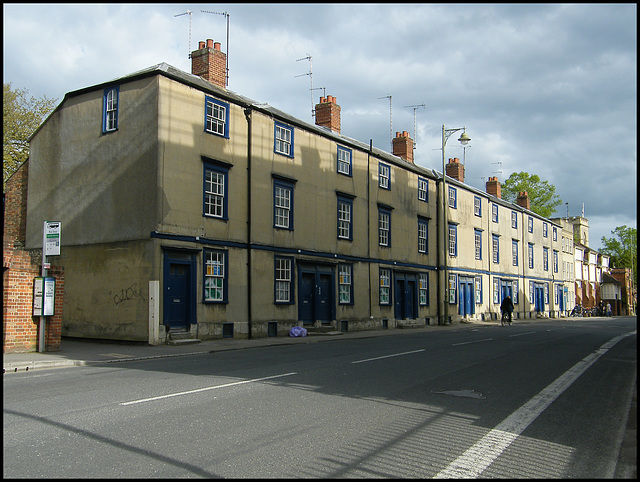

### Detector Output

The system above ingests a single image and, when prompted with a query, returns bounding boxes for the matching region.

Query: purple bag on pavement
[289,326,308,337]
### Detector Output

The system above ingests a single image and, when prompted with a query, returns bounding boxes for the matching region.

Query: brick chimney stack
[516,191,531,210]
[392,131,414,163]
[191,39,227,89]
[315,95,341,133]
[445,157,465,182]
[486,176,501,198]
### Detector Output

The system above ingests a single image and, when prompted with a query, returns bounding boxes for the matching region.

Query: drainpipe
[244,107,253,338]
[436,172,442,325]
[367,140,372,319]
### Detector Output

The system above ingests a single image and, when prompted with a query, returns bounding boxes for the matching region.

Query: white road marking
[352,349,425,364]
[433,330,636,478]
[452,338,493,346]
[508,331,536,337]
[120,372,297,406]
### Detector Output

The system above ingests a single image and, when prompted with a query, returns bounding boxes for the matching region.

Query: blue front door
[298,265,334,324]
[163,251,196,328]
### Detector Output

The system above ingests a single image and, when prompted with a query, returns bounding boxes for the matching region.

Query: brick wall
[3,161,64,353]
[191,39,227,89]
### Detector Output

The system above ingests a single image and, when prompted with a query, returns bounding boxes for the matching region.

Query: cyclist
[500,295,514,326]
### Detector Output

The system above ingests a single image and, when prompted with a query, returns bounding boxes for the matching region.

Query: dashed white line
[508,331,536,337]
[351,349,425,364]
[452,338,493,346]
[120,372,297,406]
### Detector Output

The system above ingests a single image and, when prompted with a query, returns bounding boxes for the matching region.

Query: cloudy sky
[3,3,637,250]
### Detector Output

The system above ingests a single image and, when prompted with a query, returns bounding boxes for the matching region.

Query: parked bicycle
[570,305,583,317]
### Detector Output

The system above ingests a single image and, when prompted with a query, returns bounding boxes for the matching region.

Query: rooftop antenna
[174,10,192,59]
[491,161,502,177]
[201,10,230,86]
[295,55,315,119]
[404,104,426,150]
[378,95,392,150]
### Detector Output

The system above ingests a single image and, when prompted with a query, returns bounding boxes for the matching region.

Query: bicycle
[501,310,512,326]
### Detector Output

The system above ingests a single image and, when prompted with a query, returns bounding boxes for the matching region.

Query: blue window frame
[475,229,482,260]
[273,177,295,230]
[475,276,483,304]
[553,227,558,241]
[543,222,548,238]
[379,268,391,305]
[378,205,392,247]
[337,194,353,240]
[419,273,429,306]
[379,162,391,189]
[338,263,353,304]
[337,146,352,176]
[528,243,534,269]
[203,161,229,220]
[102,86,119,133]
[512,239,519,266]
[274,256,294,304]
[474,196,482,217]
[492,203,498,223]
[448,223,457,257]
[553,250,559,273]
[418,216,428,254]
[274,121,294,158]
[492,234,500,264]
[543,247,549,271]
[448,186,457,209]
[418,177,428,202]
[528,216,534,233]
[204,96,230,138]
[203,249,228,303]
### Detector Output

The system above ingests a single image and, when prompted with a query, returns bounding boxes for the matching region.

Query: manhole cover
[434,389,485,399]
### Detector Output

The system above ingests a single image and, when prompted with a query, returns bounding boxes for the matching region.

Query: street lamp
[440,125,470,325]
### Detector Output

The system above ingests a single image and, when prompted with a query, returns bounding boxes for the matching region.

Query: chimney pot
[315,94,341,133]
[192,38,227,89]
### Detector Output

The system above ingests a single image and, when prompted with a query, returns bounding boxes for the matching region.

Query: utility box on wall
[33,277,56,317]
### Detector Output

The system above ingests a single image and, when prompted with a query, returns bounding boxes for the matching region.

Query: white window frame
[275,257,292,303]
[418,177,428,201]
[379,163,390,189]
[204,250,225,302]
[337,146,352,176]
[205,97,228,136]
[379,268,391,305]
[274,122,293,157]
[339,264,352,304]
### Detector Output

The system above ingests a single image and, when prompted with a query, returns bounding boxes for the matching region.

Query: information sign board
[44,221,61,256]
[33,277,55,316]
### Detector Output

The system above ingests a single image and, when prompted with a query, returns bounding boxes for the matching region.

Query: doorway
[163,250,196,329]
[298,264,335,325]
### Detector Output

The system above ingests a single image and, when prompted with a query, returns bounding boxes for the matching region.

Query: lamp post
[440,125,470,325]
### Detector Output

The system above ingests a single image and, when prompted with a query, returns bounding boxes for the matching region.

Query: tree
[3,83,57,191]
[600,225,637,284]
[501,171,563,218]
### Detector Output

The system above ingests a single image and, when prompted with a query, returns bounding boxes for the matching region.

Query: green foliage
[3,83,57,191]
[601,225,637,284]
[501,171,563,218]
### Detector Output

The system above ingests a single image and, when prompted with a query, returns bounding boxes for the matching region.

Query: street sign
[33,277,55,316]
[44,221,61,256]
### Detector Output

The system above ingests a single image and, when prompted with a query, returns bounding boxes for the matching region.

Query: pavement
[3,319,636,479]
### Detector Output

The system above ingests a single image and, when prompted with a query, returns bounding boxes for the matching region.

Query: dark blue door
[165,262,190,327]
[299,272,315,324]
[317,274,332,321]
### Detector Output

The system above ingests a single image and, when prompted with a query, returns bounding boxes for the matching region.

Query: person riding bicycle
[500,295,514,325]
